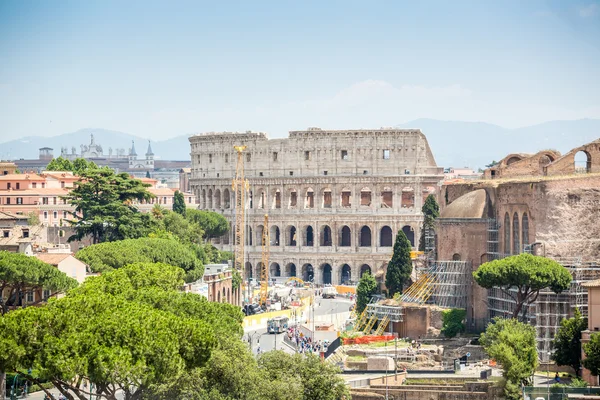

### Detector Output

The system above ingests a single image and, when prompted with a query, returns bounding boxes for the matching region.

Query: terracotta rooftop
[0,211,27,220]
[582,279,600,288]
[0,174,46,181]
[35,253,72,265]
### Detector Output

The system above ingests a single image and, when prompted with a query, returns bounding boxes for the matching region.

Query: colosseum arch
[320,263,333,285]
[340,264,352,284]
[302,264,314,282]
[512,212,520,255]
[245,261,253,280]
[305,187,315,209]
[256,224,265,246]
[401,187,414,208]
[381,187,393,208]
[304,225,315,246]
[380,226,393,247]
[214,189,221,209]
[257,189,266,209]
[256,262,264,280]
[270,262,281,277]
[223,188,231,209]
[272,189,282,209]
[207,189,213,209]
[270,225,281,246]
[322,188,333,208]
[522,212,529,248]
[285,262,297,277]
[360,264,372,277]
[340,225,351,246]
[359,226,372,247]
[201,189,206,209]
[360,187,372,207]
[286,225,297,246]
[320,225,332,246]
[288,188,298,208]
[247,226,253,246]
[340,187,352,208]
[402,225,415,247]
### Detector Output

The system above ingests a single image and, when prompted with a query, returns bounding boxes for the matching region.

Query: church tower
[145,141,155,170]
[129,140,137,168]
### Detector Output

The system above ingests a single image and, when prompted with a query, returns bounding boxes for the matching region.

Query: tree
[173,190,186,216]
[418,194,439,251]
[583,333,600,381]
[356,272,377,314]
[159,210,203,244]
[552,308,588,377]
[72,158,98,174]
[45,156,73,171]
[145,170,151,179]
[0,263,243,400]
[186,209,229,240]
[385,230,412,297]
[480,318,538,400]
[0,251,78,316]
[75,237,205,282]
[473,253,572,320]
[26,211,40,226]
[64,169,155,244]
[485,160,499,168]
[441,308,466,338]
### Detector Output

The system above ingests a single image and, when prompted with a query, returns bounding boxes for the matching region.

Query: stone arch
[247,226,253,246]
[286,225,297,246]
[201,189,206,209]
[401,225,415,247]
[207,189,213,209]
[272,189,282,209]
[341,264,352,285]
[321,263,333,285]
[506,156,522,165]
[359,225,372,247]
[504,212,510,254]
[245,261,253,280]
[303,225,314,246]
[305,187,315,208]
[522,213,529,248]
[401,187,414,208]
[256,224,265,246]
[320,225,332,246]
[381,187,393,208]
[270,225,280,246]
[512,212,520,254]
[214,189,221,209]
[539,154,554,175]
[452,253,461,261]
[288,188,298,208]
[270,262,281,277]
[322,188,333,208]
[360,264,372,278]
[340,225,351,247]
[256,262,264,281]
[380,226,393,247]
[257,189,266,209]
[575,150,592,173]
[360,187,372,206]
[222,287,226,303]
[223,188,231,209]
[285,263,297,277]
[302,263,314,282]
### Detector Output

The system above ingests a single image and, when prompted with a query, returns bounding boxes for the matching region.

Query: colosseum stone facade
[189,128,443,286]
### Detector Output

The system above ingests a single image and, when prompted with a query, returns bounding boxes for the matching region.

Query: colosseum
[189,128,443,286]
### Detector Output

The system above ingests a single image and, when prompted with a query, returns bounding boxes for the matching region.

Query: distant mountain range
[1,119,599,169]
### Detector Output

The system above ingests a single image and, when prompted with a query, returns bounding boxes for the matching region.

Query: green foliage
[552,308,588,376]
[583,332,600,377]
[569,378,588,388]
[0,262,243,400]
[0,251,78,315]
[385,230,412,297]
[485,160,499,168]
[64,169,156,244]
[75,237,204,282]
[356,272,377,314]
[473,254,572,319]
[231,269,242,289]
[45,156,73,171]
[186,209,229,239]
[441,309,466,338]
[159,210,204,244]
[419,194,439,251]
[26,211,40,226]
[173,190,187,216]
[480,318,538,400]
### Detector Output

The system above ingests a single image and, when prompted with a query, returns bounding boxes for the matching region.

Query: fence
[523,386,600,400]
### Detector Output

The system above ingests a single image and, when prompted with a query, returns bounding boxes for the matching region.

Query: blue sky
[0,0,599,141]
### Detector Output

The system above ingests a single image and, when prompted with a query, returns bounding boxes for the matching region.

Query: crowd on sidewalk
[286,326,329,354]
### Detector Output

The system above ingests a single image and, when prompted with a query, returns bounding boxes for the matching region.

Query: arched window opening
[539,155,553,175]
[287,226,297,246]
[258,190,266,209]
[256,225,265,247]
[289,190,297,208]
[245,262,253,280]
[504,212,510,255]
[214,189,221,209]
[512,212,520,255]
[321,225,332,246]
[574,151,592,173]
[305,188,314,208]
[341,264,352,285]
[323,189,332,208]
[272,189,281,209]
[207,189,213,209]
[522,213,529,249]
[401,187,414,208]
[249,190,253,209]
[222,287,226,303]
[381,187,393,208]
[256,263,264,282]
[270,263,281,277]
[247,227,253,246]
[305,226,314,246]
[359,226,372,247]
[402,225,415,247]
[302,264,314,283]
[380,226,393,247]
[201,189,206,209]
[223,188,231,208]
[341,189,352,208]
[452,253,461,261]
[321,264,332,285]
[360,188,372,206]
[360,264,372,278]
[270,225,280,246]
[340,226,351,247]
[286,263,297,277]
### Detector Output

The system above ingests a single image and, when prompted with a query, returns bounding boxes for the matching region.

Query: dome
[440,189,488,219]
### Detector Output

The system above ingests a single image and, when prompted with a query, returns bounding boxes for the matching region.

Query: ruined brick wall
[547,141,600,176]
[394,306,430,337]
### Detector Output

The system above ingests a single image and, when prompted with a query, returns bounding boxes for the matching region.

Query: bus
[267,316,289,334]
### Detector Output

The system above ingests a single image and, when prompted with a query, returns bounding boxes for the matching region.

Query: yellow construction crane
[260,214,270,307]
[232,145,249,299]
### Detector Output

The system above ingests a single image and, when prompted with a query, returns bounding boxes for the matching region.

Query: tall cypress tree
[385,230,413,297]
[418,194,440,251]
[173,190,186,216]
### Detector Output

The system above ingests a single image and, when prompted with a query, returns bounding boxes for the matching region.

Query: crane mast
[260,214,270,307]
[232,145,249,293]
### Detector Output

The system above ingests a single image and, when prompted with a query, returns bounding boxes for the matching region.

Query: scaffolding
[403,261,470,309]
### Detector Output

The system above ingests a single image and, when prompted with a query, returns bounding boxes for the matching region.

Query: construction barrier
[335,285,356,295]
[242,297,311,329]
[342,335,396,345]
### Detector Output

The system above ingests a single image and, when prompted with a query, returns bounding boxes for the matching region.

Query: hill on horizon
[1,119,598,169]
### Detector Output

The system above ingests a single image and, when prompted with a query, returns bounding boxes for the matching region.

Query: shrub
[441,309,466,338]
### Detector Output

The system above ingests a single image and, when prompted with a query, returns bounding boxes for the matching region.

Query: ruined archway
[321,263,332,285]
[341,264,351,285]
[575,150,592,173]
[359,226,372,247]
[340,225,351,247]
[320,225,332,246]
[302,264,314,283]
[380,226,393,247]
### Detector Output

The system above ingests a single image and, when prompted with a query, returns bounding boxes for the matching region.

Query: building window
[53,197,57,205]
[42,183,45,188]
[44,211,48,220]
[363,170,368,175]
[341,150,348,160]
[16,197,22,204]
[3,231,9,238]
[27,291,34,303]
[259,172,263,177]
[22,230,29,238]
[42,197,48,205]
[273,152,278,161]
[209,154,212,163]
[216,173,219,177]
[289,171,293,176]
[383,149,390,159]
[43,289,51,300]
[246,153,251,162]
[63,211,67,218]
[225,154,229,163]
[16,182,20,189]
[53,211,58,219]
[304,151,310,161]
[32,183,37,188]
[6,198,10,205]
[6,183,11,189]
[61,181,65,188]
[323,171,328,175]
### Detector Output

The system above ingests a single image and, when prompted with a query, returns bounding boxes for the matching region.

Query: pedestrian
[257,345,261,355]
[554,372,560,383]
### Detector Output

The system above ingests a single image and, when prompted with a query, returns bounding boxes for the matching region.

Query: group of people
[286,326,329,354]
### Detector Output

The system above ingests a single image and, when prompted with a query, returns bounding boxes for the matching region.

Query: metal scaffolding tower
[403,261,470,309]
